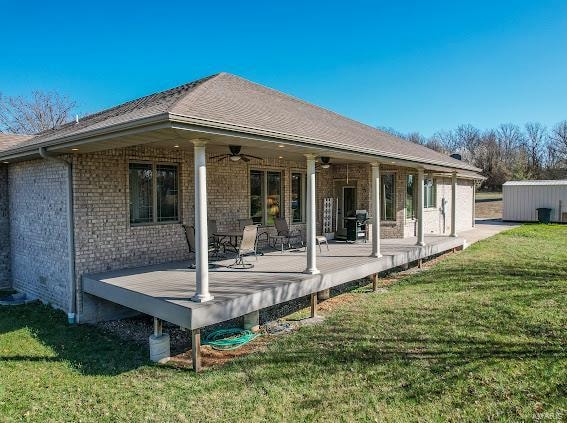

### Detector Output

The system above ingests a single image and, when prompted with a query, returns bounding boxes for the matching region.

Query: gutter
[38,147,77,324]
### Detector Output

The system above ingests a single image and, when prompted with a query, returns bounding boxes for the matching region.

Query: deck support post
[418,258,423,269]
[153,317,163,337]
[310,293,318,318]
[243,310,260,332]
[305,154,319,274]
[371,163,382,258]
[192,329,202,372]
[191,140,214,303]
[450,171,458,237]
[371,273,378,291]
[416,168,425,246]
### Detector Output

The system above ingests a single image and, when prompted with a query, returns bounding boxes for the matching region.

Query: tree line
[381,122,567,190]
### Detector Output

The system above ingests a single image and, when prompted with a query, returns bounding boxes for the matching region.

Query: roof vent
[450,153,462,161]
[75,114,79,124]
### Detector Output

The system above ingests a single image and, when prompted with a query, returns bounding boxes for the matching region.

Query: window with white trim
[424,177,436,208]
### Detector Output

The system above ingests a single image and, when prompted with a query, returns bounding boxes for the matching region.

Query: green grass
[1,225,566,422]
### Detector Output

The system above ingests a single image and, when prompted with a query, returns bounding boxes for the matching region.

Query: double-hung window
[250,170,282,225]
[129,162,179,225]
[291,172,306,223]
[381,173,396,221]
[424,177,436,208]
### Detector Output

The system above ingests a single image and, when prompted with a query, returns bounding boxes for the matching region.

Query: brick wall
[0,165,10,289]
[9,159,71,310]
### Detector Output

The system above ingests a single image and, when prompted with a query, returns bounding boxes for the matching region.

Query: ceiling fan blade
[210,154,229,159]
[241,155,250,162]
[243,154,264,161]
[216,156,229,162]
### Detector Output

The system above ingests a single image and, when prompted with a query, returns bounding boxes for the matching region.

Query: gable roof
[1,72,480,173]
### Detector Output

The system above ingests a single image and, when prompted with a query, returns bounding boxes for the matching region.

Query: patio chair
[228,225,258,269]
[271,218,303,252]
[182,225,223,267]
[239,218,268,254]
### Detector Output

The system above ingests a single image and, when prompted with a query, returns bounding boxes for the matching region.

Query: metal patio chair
[228,225,259,269]
[271,218,303,252]
[182,225,224,268]
[239,218,268,254]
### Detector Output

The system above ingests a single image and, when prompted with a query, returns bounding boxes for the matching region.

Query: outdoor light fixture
[71,148,79,151]
[174,145,180,148]
[278,144,284,148]
[320,156,331,169]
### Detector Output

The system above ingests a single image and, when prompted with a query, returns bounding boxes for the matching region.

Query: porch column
[191,140,214,303]
[305,154,319,274]
[416,168,425,246]
[371,162,382,257]
[450,171,458,237]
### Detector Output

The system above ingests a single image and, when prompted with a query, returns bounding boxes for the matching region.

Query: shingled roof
[0,133,33,153]
[1,72,480,172]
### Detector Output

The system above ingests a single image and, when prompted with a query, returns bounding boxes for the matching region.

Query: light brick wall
[9,160,71,310]
[0,165,10,289]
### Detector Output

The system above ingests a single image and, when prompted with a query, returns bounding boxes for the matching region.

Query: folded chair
[239,218,268,254]
[228,225,259,269]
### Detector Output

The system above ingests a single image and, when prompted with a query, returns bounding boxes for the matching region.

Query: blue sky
[1,0,566,136]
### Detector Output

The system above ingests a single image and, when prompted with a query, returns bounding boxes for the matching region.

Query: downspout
[38,147,77,324]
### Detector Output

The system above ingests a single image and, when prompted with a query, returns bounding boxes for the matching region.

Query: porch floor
[83,222,517,330]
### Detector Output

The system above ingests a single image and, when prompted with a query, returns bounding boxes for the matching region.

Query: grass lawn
[1,225,566,422]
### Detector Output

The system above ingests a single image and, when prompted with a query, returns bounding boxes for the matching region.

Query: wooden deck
[83,234,466,330]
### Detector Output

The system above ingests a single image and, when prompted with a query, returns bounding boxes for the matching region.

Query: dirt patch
[476,200,502,219]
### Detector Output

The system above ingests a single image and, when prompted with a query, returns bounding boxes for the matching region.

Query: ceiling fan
[210,145,264,163]
[317,156,331,169]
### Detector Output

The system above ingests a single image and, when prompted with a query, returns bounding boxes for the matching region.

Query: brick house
[0,73,482,367]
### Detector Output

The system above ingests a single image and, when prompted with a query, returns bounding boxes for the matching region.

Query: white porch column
[371,163,382,258]
[416,168,425,246]
[191,140,213,303]
[450,171,458,237]
[305,154,319,274]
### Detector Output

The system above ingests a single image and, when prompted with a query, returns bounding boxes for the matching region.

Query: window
[129,162,179,225]
[291,172,306,223]
[381,173,396,221]
[406,174,417,220]
[249,170,282,225]
[156,165,179,222]
[424,177,436,208]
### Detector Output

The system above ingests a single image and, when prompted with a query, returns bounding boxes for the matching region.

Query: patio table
[214,232,243,252]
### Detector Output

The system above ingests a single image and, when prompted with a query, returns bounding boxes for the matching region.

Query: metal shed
[503,180,567,222]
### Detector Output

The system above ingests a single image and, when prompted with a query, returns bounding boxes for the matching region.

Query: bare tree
[0,91,76,134]
[454,124,481,162]
[524,122,547,177]
[549,120,567,159]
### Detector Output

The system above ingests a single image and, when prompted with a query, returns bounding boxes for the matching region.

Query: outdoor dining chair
[271,218,303,252]
[228,224,259,269]
[182,224,224,267]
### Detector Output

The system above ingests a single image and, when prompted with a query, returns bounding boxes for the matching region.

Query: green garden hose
[203,328,260,351]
